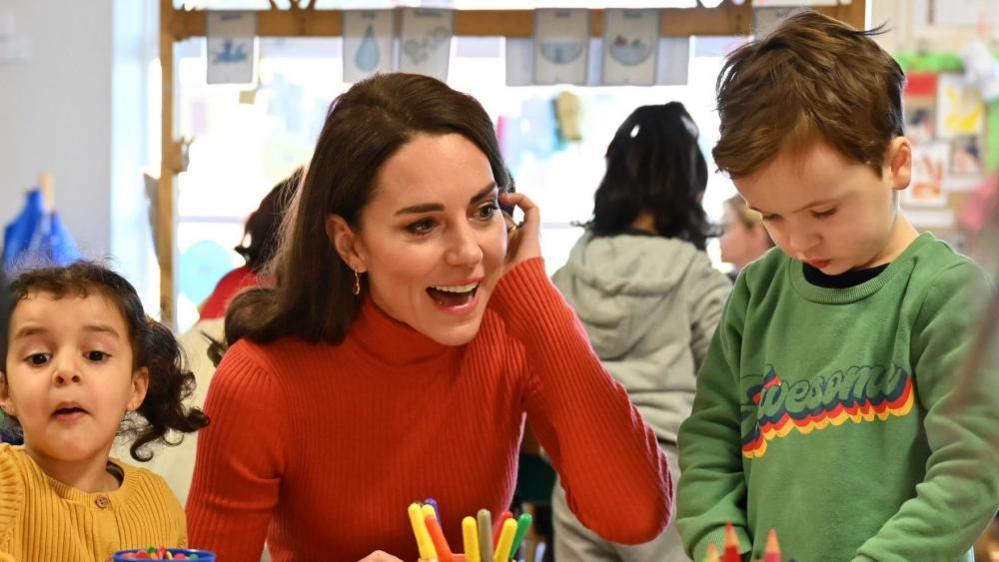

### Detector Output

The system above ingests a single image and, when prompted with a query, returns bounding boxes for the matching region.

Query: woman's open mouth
[426,282,479,307]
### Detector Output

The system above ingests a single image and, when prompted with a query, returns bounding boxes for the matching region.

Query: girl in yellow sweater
[0,262,209,562]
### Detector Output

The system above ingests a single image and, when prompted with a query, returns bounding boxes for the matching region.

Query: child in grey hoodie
[551,102,731,562]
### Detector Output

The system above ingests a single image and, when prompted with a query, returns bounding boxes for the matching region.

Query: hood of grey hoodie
[552,232,729,444]
[553,233,701,358]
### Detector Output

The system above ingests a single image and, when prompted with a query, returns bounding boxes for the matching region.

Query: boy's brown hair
[713,10,905,179]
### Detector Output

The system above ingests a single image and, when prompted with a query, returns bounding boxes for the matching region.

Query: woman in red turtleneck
[185,73,671,562]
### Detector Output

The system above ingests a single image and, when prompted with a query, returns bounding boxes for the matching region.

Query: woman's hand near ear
[499,192,542,273]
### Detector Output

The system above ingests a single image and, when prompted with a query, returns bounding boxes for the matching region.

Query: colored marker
[425,498,442,521]
[508,513,533,559]
[426,515,455,562]
[462,516,481,562]
[423,503,438,521]
[764,529,781,562]
[477,509,494,562]
[704,544,720,562]
[408,502,437,561]
[493,517,518,562]
[722,523,741,562]
[493,510,513,545]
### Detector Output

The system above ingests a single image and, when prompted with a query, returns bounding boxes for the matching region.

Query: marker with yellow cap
[462,516,481,562]
[493,517,518,562]
[408,502,437,561]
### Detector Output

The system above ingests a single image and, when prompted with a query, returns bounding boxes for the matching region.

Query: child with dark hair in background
[199,168,303,321]
[552,102,730,562]
[0,262,208,562]
[676,11,999,562]
[128,168,304,508]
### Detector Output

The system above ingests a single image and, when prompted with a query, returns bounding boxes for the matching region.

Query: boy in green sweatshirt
[676,11,999,562]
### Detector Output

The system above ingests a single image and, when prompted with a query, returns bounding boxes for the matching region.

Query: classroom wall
[0,0,114,259]
[0,0,158,303]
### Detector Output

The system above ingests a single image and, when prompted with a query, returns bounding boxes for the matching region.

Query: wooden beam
[167,3,868,41]
[159,0,176,326]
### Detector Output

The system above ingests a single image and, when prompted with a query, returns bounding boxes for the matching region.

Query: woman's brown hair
[221,73,511,349]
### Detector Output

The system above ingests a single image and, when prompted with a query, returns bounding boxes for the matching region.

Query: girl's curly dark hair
[0,261,209,461]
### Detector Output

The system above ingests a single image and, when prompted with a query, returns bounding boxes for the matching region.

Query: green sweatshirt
[676,233,999,562]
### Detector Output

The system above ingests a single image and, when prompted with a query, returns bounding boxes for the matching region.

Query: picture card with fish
[602,9,659,86]
[206,11,257,85]
[534,9,590,85]
[399,8,454,82]
[343,10,394,83]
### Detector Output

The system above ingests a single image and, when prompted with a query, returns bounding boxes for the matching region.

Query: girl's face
[719,206,769,269]
[329,133,508,346]
[1,292,148,467]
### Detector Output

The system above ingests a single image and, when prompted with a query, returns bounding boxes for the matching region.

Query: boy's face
[734,138,915,275]
[1,292,148,468]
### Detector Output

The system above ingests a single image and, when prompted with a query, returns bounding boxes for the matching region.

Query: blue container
[113,548,216,561]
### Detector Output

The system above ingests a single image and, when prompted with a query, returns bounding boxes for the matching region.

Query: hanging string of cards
[200,7,840,87]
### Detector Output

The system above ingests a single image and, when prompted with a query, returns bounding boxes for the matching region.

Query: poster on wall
[534,9,589,85]
[936,73,986,138]
[343,10,394,83]
[905,143,950,206]
[903,72,937,145]
[206,11,257,84]
[399,8,454,82]
[602,9,659,86]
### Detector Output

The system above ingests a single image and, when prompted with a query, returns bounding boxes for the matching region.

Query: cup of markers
[409,498,533,562]
[114,546,217,560]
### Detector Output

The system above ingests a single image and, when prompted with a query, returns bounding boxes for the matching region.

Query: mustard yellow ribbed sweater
[0,444,187,562]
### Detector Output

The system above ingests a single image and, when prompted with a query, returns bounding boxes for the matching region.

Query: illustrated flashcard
[905,143,950,206]
[343,10,395,83]
[206,11,257,85]
[399,8,454,82]
[534,9,589,85]
[937,73,985,138]
[602,9,659,86]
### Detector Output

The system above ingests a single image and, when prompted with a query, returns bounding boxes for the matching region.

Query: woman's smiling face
[333,133,508,346]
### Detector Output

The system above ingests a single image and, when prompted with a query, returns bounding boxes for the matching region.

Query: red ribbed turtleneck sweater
[186,258,671,561]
